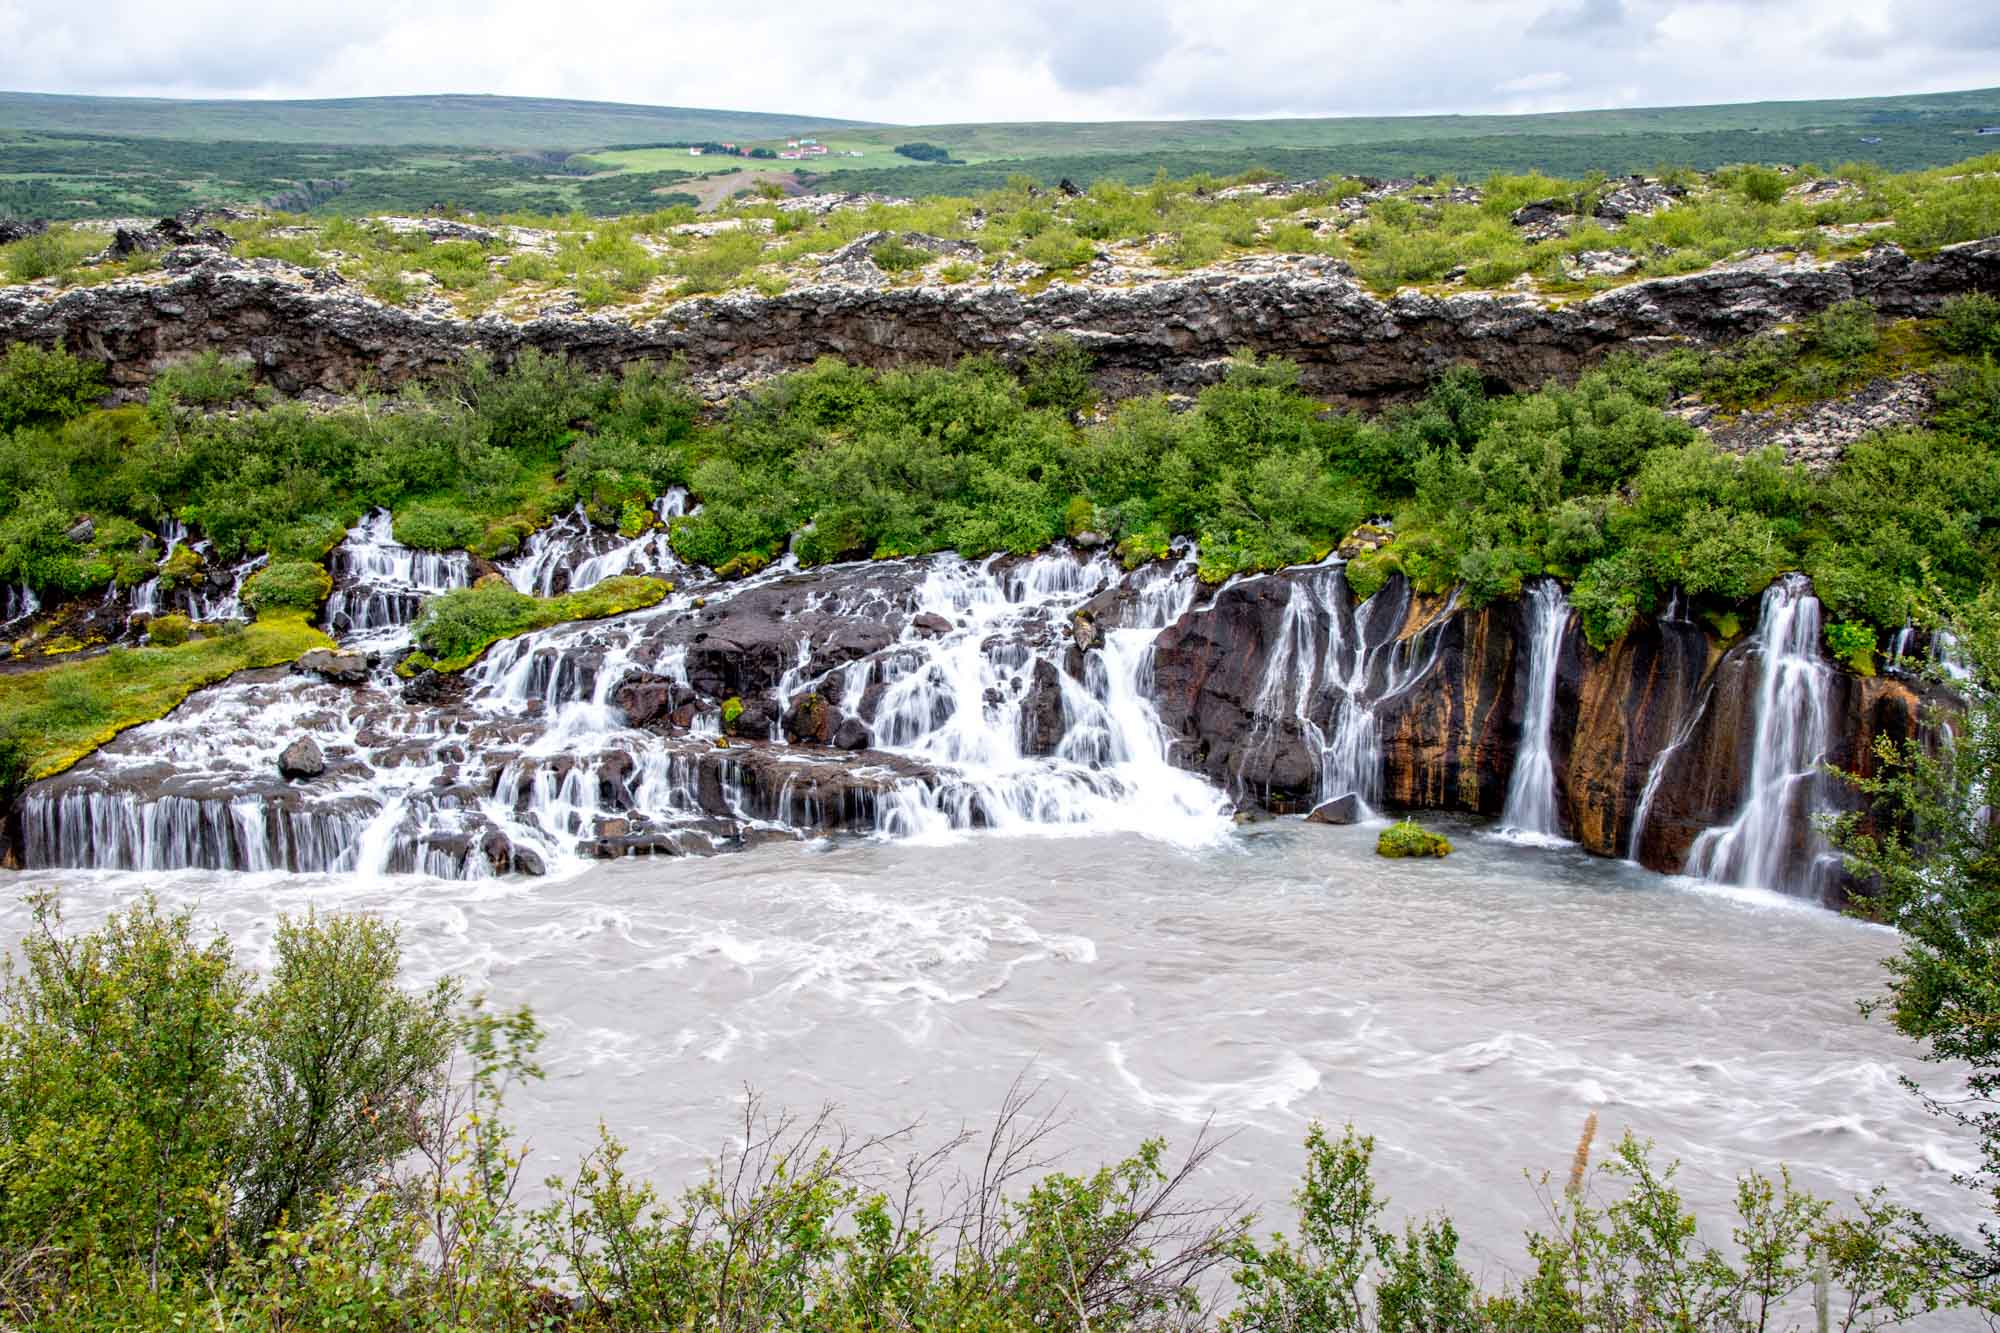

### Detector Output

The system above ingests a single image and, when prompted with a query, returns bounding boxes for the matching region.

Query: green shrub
[1825,619,1877,675]
[393,505,483,551]
[0,343,104,429]
[1807,299,1880,363]
[243,559,332,613]
[1,225,101,283]
[721,695,745,731]
[0,896,457,1299]
[1734,166,1787,205]
[869,236,930,273]
[1376,819,1452,857]
[151,351,255,406]
[1937,292,2000,356]
[147,612,193,645]
[1023,227,1095,269]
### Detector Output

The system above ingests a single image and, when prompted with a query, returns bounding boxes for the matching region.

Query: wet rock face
[4,238,1995,409]
[1150,564,1942,900]
[1376,599,1520,817]
[1153,575,1313,799]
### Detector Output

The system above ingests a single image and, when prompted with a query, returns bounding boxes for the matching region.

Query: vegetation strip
[404,575,673,673]
[0,611,330,783]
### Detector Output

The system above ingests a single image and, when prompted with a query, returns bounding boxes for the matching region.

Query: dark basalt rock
[277,736,325,780]
[1017,658,1066,756]
[294,648,369,685]
[6,237,1994,409]
[613,672,697,730]
[400,668,465,705]
[783,692,838,745]
[1306,793,1364,825]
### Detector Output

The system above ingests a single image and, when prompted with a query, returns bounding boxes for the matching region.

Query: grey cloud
[1043,10,1176,93]
[1528,0,1628,38]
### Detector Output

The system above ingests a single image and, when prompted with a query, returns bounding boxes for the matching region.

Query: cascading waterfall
[853,551,1231,844]
[22,523,1254,878]
[9,494,1872,895]
[323,509,470,643]
[1495,579,1570,842]
[1,582,38,629]
[1233,567,1452,818]
[1684,575,1838,896]
[124,519,262,625]
[506,491,689,597]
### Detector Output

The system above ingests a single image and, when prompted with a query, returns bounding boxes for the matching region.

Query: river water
[1,816,1979,1292]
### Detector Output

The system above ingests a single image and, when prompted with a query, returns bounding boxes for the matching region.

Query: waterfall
[1,583,38,629]
[324,509,471,644]
[504,491,688,597]
[1234,568,1451,818]
[858,550,1230,844]
[1684,575,1838,897]
[1496,580,1570,842]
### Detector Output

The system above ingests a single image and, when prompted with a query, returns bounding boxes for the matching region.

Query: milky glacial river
[1,817,1980,1293]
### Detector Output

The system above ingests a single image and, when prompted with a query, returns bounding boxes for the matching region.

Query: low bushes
[241,558,331,613]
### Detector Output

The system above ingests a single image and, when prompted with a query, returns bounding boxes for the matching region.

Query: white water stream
[1685,576,1840,897]
[1497,579,1571,843]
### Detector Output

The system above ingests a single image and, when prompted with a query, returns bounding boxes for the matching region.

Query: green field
[2,86,1999,219]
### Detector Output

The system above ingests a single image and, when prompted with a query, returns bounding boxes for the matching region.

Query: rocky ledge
[2,237,1996,408]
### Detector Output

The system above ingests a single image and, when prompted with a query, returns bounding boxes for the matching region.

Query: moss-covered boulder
[1377,819,1452,858]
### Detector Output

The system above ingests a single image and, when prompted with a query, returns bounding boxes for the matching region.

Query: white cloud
[0,0,1992,125]
[1496,72,1573,93]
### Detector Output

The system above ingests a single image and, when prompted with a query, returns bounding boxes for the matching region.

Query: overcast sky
[3,0,1995,124]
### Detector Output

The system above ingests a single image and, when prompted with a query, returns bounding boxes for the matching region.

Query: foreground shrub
[0,897,456,1313]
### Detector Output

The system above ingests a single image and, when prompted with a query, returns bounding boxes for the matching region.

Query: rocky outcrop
[1692,373,1937,470]
[4,238,1995,408]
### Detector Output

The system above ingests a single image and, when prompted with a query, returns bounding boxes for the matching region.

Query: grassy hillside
[842,86,2000,158]
[0,91,868,147]
[1,86,1997,219]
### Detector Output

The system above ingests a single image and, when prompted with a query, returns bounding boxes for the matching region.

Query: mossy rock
[715,552,771,580]
[1376,819,1452,858]
[147,613,193,646]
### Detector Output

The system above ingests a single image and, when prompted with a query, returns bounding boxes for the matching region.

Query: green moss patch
[0,612,332,782]
[407,574,672,672]
[1376,819,1453,858]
